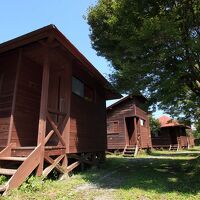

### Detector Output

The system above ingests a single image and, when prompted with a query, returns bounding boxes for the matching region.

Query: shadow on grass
[149,151,200,157]
[80,152,200,196]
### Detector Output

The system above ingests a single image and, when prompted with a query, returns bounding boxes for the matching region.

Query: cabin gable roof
[158,115,190,129]
[107,94,147,111]
[0,24,121,100]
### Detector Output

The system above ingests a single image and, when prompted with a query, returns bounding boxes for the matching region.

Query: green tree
[193,121,200,139]
[149,116,161,137]
[87,0,200,122]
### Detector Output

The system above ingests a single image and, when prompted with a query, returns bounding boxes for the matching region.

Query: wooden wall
[11,56,42,146]
[0,51,18,146]
[46,59,71,146]
[107,97,151,150]
[107,99,136,150]
[69,62,107,153]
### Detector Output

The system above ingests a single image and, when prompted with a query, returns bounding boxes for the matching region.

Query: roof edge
[0,24,121,100]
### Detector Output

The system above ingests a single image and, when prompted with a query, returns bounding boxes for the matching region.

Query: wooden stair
[0,168,17,176]
[0,144,42,195]
[123,145,139,157]
[169,144,179,151]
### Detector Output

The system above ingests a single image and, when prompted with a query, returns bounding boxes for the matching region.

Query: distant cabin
[152,115,195,150]
[0,25,121,193]
[106,95,152,156]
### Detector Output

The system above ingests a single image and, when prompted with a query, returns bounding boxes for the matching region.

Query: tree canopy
[87,0,200,122]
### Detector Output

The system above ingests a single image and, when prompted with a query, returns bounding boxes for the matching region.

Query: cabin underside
[0,34,107,194]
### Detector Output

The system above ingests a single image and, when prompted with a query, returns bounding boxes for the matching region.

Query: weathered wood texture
[69,63,107,153]
[0,25,119,192]
[11,56,42,146]
[0,52,18,147]
[107,96,152,150]
[152,126,195,148]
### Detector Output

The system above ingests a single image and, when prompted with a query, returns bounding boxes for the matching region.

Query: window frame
[140,119,146,127]
[72,76,95,102]
[107,120,120,134]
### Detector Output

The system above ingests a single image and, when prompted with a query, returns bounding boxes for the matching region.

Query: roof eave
[0,24,120,100]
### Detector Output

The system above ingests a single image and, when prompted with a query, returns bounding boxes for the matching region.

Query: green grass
[1,148,200,200]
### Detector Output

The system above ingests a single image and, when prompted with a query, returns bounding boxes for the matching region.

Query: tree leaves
[87,0,200,123]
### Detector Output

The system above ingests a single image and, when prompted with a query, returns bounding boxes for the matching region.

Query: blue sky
[0,0,164,118]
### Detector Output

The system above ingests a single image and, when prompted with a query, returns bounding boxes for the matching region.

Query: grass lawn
[1,147,200,200]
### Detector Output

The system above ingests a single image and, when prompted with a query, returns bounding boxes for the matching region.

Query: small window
[72,77,84,97]
[72,76,94,102]
[140,119,146,127]
[107,121,119,133]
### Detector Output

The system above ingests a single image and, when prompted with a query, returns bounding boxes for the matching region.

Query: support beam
[43,155,65,178]
[36,46,50,176]
[44,155,65,174]
[46,113,66,146]
[134,117,137,145]
[7,49,23,146]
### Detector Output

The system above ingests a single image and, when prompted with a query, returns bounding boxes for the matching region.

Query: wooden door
[125,117,136,145]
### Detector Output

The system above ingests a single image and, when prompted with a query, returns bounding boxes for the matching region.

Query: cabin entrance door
[125,117,136,145]
[169,127,178,145]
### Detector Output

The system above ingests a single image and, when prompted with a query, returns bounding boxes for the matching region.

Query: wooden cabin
[152,115,195,150]
[0,25,121,193]
[106,95,152,156]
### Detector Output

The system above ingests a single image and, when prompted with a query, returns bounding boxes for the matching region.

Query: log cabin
[0,25,121,194]
[151,115,195,150]
[106,95,152,156]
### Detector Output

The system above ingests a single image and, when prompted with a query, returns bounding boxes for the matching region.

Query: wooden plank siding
[0,24,119,155]
[152,125,195,148]
[0,51,18,147]
[0,25,122,192]
[69,62,107,153]
[10,56,42,147]
[107,96,152,150]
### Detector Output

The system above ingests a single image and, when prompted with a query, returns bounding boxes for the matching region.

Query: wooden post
[137,118,141,147]
[36,46,50,176]
[7,49,23,146]
[58,59,72,154]
[134,117,137,145]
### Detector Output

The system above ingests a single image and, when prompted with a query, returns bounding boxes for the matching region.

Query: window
[140,119,146,127]
[107,121,119,133]
[72,76,94,102]
[72,77,84,97]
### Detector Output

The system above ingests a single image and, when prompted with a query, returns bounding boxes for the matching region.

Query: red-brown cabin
[106,95,152,156]
[0,25,121,193]
[151,115,195,150]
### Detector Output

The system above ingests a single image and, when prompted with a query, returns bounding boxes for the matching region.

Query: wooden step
[0,168,17,176]
[11,148,33,157]
[126,146,136,148]
[123,151,134,154]
[0,157,26,161]
[126,148,136,151]
[12,146,66,157]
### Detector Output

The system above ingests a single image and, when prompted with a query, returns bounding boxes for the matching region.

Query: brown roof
[158,115,190,128]
[0,24,121,100]
[107,94,147,110]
